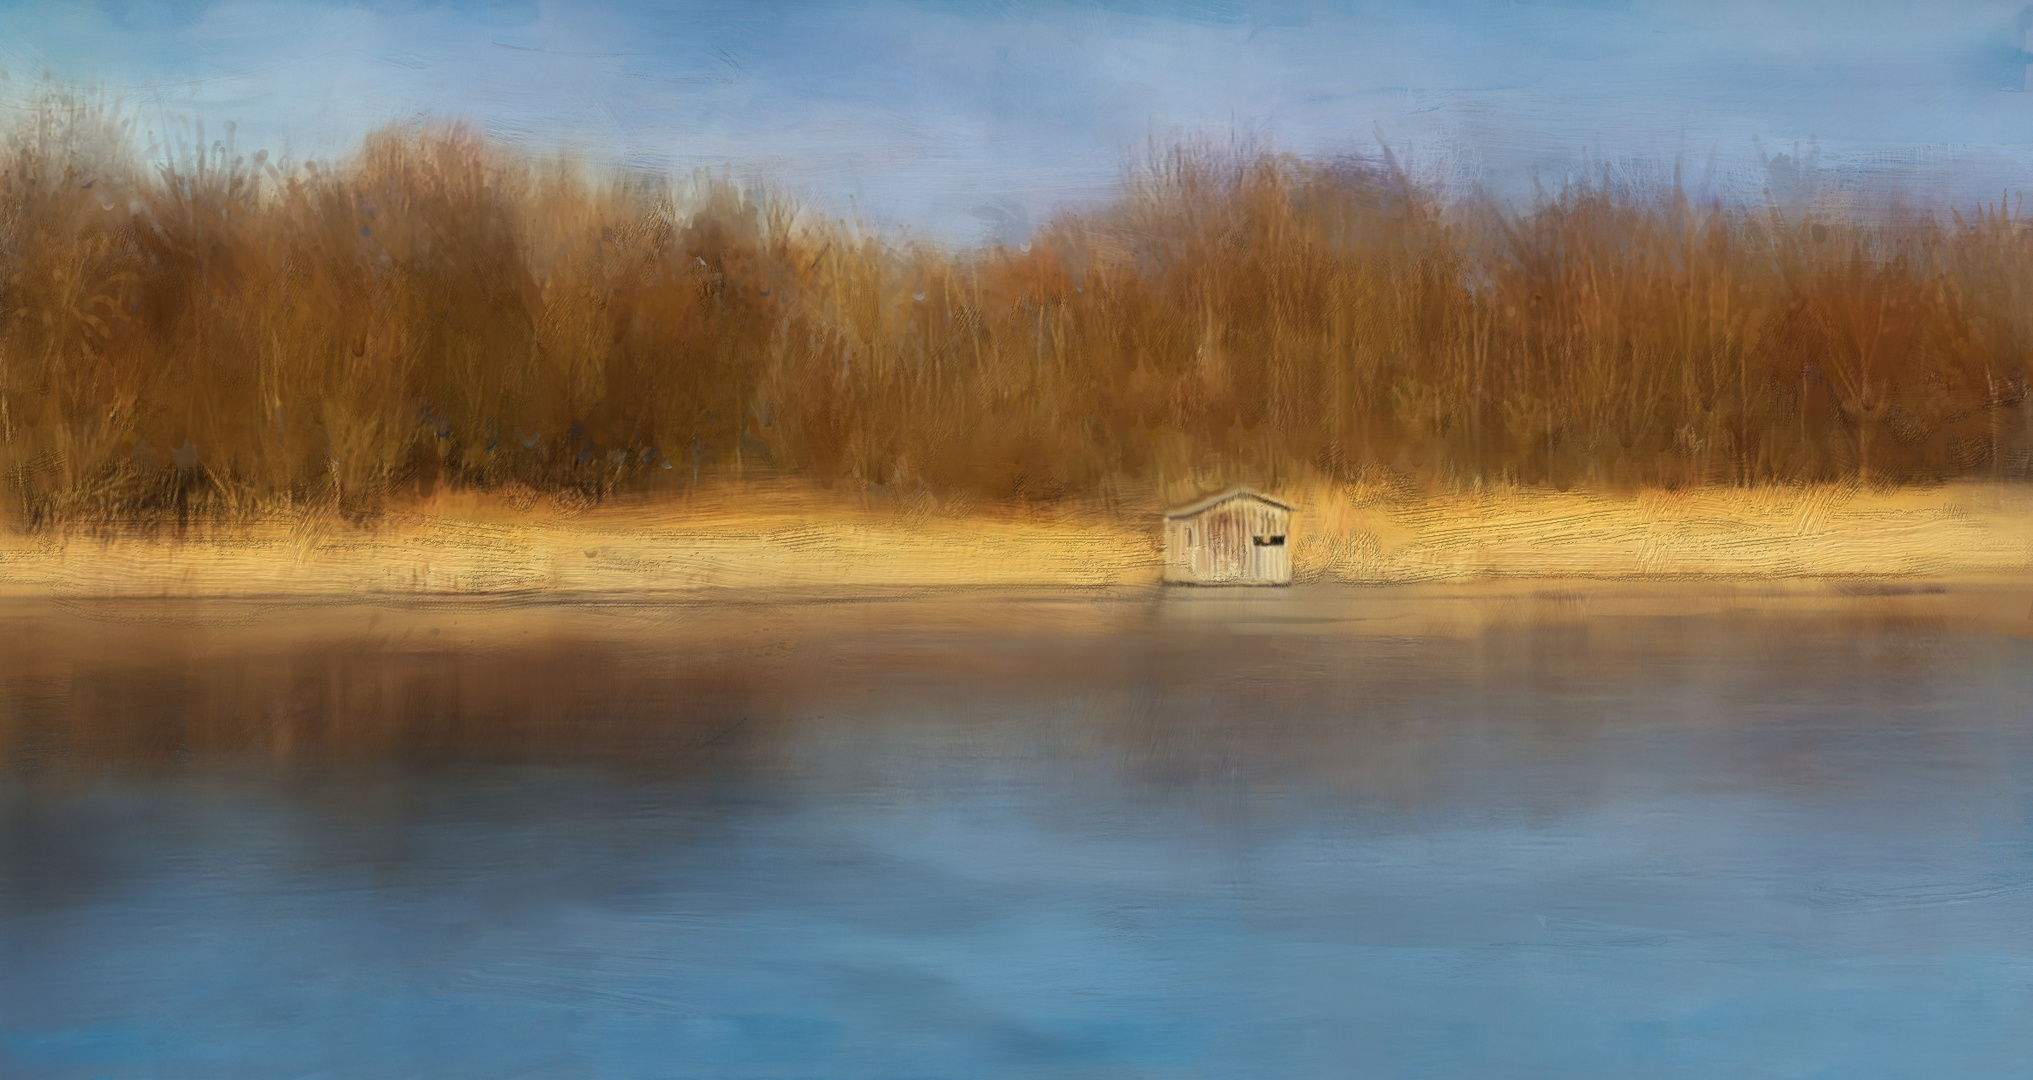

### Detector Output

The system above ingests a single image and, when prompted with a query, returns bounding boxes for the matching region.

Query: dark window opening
[1254,535,1285,547]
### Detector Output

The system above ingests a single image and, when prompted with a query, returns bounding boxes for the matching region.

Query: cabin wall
[1250,504,1291,583]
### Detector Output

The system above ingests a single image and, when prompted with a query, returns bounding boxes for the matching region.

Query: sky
[3,0,2032,244]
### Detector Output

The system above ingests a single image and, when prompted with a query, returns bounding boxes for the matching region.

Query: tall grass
[4,95,2032,525]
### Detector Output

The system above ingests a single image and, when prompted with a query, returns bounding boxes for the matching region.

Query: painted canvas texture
[4,3,2033,1078]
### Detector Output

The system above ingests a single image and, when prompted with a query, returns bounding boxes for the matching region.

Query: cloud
[4,0,2030,241]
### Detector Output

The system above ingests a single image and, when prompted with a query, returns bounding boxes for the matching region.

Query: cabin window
[1253,535,1285,547]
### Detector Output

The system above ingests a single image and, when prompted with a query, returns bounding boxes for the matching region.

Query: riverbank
[1,480,2029,599]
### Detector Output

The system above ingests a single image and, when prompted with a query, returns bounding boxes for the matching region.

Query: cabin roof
[1163,487,1294,519]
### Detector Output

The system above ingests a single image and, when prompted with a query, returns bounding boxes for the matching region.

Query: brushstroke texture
[5,591,2033,1077]
[6,100,2033,529]
[6,2,2033,240]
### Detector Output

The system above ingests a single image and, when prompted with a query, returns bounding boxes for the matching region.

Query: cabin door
[1203,511,1247,582]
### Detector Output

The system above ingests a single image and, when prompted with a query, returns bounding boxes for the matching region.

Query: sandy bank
[1,481,2030,600]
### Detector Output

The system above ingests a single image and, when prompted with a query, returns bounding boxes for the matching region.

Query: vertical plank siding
[1162,491,1291,585]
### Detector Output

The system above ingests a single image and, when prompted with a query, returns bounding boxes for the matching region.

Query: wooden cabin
[1162,488,1293,586]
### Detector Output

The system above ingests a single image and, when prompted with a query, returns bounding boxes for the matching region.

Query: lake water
[4,585,2033,1078]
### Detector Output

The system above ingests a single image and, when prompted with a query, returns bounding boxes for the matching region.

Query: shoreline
[9,580,2033,695]
[2,480,2030,601]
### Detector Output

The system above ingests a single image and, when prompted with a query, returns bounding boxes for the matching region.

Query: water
[4,586,2033,1078]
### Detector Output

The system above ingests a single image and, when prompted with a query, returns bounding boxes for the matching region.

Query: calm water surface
[3,586,2032,1078]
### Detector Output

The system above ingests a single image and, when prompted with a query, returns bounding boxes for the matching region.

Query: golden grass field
[4,479,2028,599]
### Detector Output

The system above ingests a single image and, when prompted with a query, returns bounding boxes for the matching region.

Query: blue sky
[4,1,2031,243]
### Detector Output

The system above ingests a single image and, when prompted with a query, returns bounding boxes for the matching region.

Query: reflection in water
[3,585,2033,1078]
